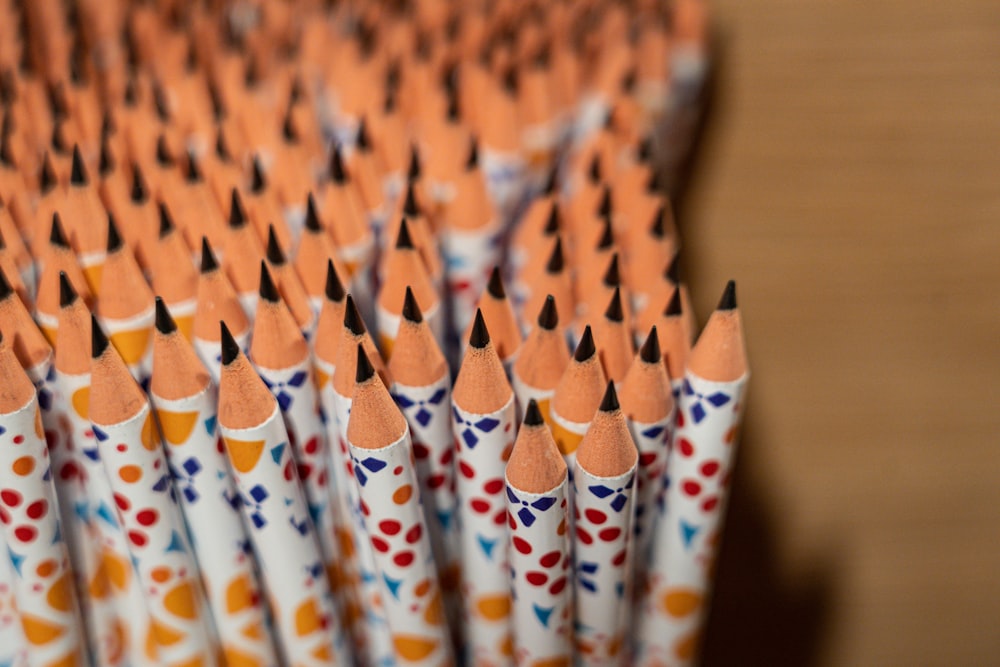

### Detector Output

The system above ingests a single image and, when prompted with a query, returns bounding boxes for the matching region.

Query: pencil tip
[229,189,247,228]
[537,295,558,330]
[265,225,284,264]
[106,214,123,253]
[40,153,57,193]
[605,287,624,323]
[215,128,231,160]
[344,295,366,335]
[407,146,421,180]
[91,314,108,358]
[640,326,661,363]
[469,309,490,349]
[543,165,559,195]
[575,326,596,362]
[544,202,560,234]
[154,297,177,334]
[395,217,414,249]
[647,169,662,194]
[186,150,202,182]
[156,135,174,166]
[486,266,506,299]
[465,137,479,170]
[0,266,11,299]
[305,193,322,231]
[70,144,88,185]
[329,144,347,183]
[355,342,375,383]
[356,116,371,151]
[588,154,602,183]
[402,286,423,323]
[58,269,78,307]
[130,163,148,203]
[650,204,667,238]
[157,201,174,238]
[637,136,654,162]
[665,254,680,285]
[599,380,619,412]
[282,108,297,143]
[49,213,69,248]
[220,321,239,365]
[597,186,612,218]
[251,155,266,192]
[99,138,114,175]
[597,215,614,250]
[603,253,621,287]
[200,237,218,273]
[523,399,544,426]
[718,280,738,310]
[324,260,345,302]
[258,262,280,302]
[403,182,420,217]
[545,236,564,274]
[664,288,683,317]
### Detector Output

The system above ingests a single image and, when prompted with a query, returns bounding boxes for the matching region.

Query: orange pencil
[377,218,442,358]
[151,202,197,341]
[511,294,571,425]
[222,189,266,316]
[293,193,351,314]
[192,237,250,382]
[549,325,607,471]
[592,286,636,385]
[464,267,522,373]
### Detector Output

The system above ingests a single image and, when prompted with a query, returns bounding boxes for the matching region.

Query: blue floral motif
[578,561,599,593]
[352,456,387,487]
[506,485,558,527]
[452,407,500,449]
[588,474,635,513]
[262,371,309,412]
[683,380,731,424]
[241,484,269,529]
[168,456,203,504]
[395,388,448,428]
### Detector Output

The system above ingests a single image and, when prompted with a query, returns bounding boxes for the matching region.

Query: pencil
[464,267,523,375]
[592,286,636,385]
[511,295,571,426]
[347,344,455,665]
[0,336,87,667]
[377,217,442,358]
[0,540,29,666]
[451,309,516,664]
[263,229,316,337]
[505,399,572,667]
[222,189,267,317]
[522,236,574,338]
[90,316,217,665]
[549,326,607,471]
[572,382,638,665]
[150,299,280,667]
[59,145,108,294]
[294,194,352,315]
[33,213,91,346]
[218,322,350,667]
[191,236,251,383]
[656,289,693,395]
[54,274,152,666]
[151,202,197,342]
[635,281,749,666]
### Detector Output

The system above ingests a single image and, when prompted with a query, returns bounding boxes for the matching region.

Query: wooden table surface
[675,1,1000,664]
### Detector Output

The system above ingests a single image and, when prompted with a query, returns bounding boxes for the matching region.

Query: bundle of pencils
[0,1,747,666]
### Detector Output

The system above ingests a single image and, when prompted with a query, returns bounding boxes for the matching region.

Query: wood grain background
[672,1,1000,664]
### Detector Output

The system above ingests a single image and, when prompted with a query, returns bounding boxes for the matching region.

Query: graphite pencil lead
[599,380,620,412]
[575,326,596,362]
[597,216,614,249]
[640,326,661,363]
[51,119,68,153]
[220,321,239,365]
[403,182,420,217]
[650,204,668,238]
[402,286,423,323]
[605,287,624,323]
[154,297,177,334]
[603,253,621,287]
[251,155,266,192]
[0,124,13,165]
[329,144,347,183]
[156,135,174,166]
[647,169,662,194]
[588,154,602,183]
[355,343,375,383]
[215,128,231,160]
[664,289,683,317]
[718,280,738,310]
[258,262,280,302]
[466,137,479,170]
[229,189,247,228]
[40,153,57,193]
[157,201,174,238]
[186,150,202,182]
[407,146,421,180]
[544,202,560,234]
[91,314,109,358]
[344,295,366,335]
[487,266,506,299]
[131,164,148,202]
[469,309,490,349]
[281,109,297,142]
[200,237,218,273]
[545,236,564,274]
[523,399,544,426]
[106,214,123,253]
[305,193,322,231]
[357,117,371,151]
[99,138,114,174]
[50,213,70,248]
[324,260,345,302]
[395,217,414,249]
[665,254,680,285]
[598,186,612,218]
[0,266,11,299]
[543,165,558,195]
[101,110,115,138]
[70,144,88,185]
[638,136,654,162]
[266,225,285,264]
[59,271,77,307]
[537,295,558,330]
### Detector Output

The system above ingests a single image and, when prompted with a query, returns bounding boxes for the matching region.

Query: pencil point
[229,189,247,228]
[664,289,683,317]
[545,236,564,274]
[403,182,420,217]
[603,253,621,287]
[325,260,345,302]
[0,124,13,167]
[200,237,219,273]
[220,321,240,365]
[650,204,667,238]
[215,128,231,160]
[597,186,612,218]
[153,84,170,121]
[99,138,114,175]
[70,144,88,185]
[251,155,266,192]
[640,326,661,363]
[106,214,123,253]
[282,108,297,142]
[40,153,57,193]
[523,399,544,426]
[599,380,620,412]
[718,280,737,310]
[407,146,421,180]
[0,266,11,299]
[544,202,560,234]
[305,193,322,231]
[186,150,202,182]
[157,201,174,238]
[575,326,596,362]
[487,266,506,299]
[597,216,614,250]
[395,217,414,249]
[258,262,280,302]
[51,119,68,153]
[265,225,285,264]
[156,135,174,166]
[543,165,558,195]
[647,169,662,193]
[469,309,490,349]
[355,343,375,383]
[604,287,624,323]
[588,154,602,183]
[50,213,70,248]
[59,271,77,307]
[638,136,654,162]
[344,295,366,335]
[665,254,680,285]
[357,117,371,151]
[537,295,558,330]
[329,144,347,183]
[402,286,423,323]
[465,137,479,170]
[91,314,109,358]
[131,164,148,202]
[154,297,177,334]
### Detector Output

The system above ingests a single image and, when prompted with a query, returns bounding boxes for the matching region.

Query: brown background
[673,1,1000,664]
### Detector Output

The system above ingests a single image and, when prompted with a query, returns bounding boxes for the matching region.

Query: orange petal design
[151,619,184,647]
[109,328,151,365]
[661,589,701,618]
[224,645,265,667]
[171,656,206,667]
[423,591,444,626]
[674,630,700,660]
[174,315,194,342]
[225,574,254,614]
[475,594,511,621]
[314,368,331,390]
[392,634,438,661]
[241,619,264,640]
[531,658,571,667]
[155,410,199,446]
[378,334,395,360]
[223,437,266,473]
[294,598,322,636]
[40,325,57,348]
[549,420,583,456]
[103,549,130,591]
[46,571,75,612]
[46,652,80,667]
[71,386,91,419]
[311,645,332,661]
[20,613,66,645]
[163,580,199,620]
[140,412,158,450]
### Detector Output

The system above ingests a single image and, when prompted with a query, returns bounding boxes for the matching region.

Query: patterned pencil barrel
[635,283,748,667]
[0,345,87,667]
[0,541,29,666]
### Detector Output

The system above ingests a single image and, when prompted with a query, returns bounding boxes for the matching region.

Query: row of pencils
[0,0,742,666]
